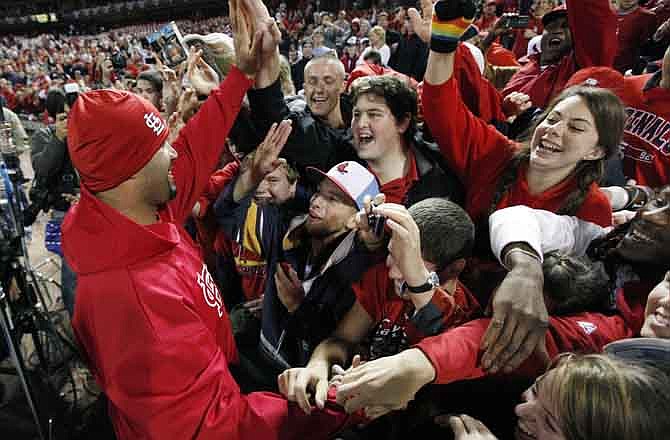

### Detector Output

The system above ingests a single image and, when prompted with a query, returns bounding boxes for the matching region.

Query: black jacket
[247,79,359,176]
[27,126,79,220]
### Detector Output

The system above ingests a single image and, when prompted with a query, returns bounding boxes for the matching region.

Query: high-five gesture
[230,0,261,78]
[233,120,293,202]
[409,0,475,51]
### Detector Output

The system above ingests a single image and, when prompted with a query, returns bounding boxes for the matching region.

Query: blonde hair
[548,354,670,440]
[368,26,386,46]
[278,55,296,96]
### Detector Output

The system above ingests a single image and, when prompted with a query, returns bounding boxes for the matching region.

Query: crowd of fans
[4,0,670,438]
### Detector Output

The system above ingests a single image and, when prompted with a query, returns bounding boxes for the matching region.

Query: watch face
[427,271,440,288]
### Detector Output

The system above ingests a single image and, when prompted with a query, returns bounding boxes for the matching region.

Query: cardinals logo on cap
[144,112,166,137]
[337,162,350,174]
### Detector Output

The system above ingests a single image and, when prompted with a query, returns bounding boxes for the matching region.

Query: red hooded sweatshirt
[502,0,617,109]
[62,67,351,440]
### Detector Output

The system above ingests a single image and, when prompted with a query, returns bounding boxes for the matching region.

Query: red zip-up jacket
[502,0,617,109]
[63,67,350,440]
[414,288,645,385]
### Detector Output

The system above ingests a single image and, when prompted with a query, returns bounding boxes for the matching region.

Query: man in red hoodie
[60,2,352,439]
[501,0,617,108]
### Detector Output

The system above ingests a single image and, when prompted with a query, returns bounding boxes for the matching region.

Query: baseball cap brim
[306,166,359,209]
[542,6,567,27]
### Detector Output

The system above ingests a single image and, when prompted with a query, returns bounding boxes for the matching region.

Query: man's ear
[396,113,411,136]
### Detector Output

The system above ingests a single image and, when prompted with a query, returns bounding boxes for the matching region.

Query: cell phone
[508,15,530,29]
[367,207,386,237]
[143,21,189,68]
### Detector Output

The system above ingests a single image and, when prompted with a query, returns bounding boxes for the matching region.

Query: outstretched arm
[568,0,617,68]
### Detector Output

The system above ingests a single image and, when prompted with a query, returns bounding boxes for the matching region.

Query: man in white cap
[215,120,385,376]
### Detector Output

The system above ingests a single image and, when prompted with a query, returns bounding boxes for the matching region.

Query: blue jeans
[51,210,77,316]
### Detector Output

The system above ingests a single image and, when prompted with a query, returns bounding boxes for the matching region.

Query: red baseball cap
[542,5,568,27]
[565,67,625,100]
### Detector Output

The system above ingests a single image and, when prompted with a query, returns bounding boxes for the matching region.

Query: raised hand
[410,0,476,52]
[408,0,433,44]
[247,120,293,181]
[186,47,220,96]
[349,194,386,251]
[233,119,292,202]
[371,203,430,289]
[230,0,262,78]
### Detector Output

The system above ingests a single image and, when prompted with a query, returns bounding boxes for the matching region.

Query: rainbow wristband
[430,15,474,53]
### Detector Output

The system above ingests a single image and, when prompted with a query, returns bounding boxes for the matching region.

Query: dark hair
[137,70,163,95]
[363,49,383,66]
[542,251,610,315]
[490,85,626,217]
[46,87,79,118]
[409,197,475,269]
[350,75,418,145]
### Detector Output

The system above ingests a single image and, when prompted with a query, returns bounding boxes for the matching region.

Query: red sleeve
[197,161,241,219]
[413,319,489,384]
[454,44,506,122]
[574,183,613,227]
[422,76,515,185]
[414,307,634,385]
[169,67,253,223]
[351,263,388,323]
[567,0,617,68]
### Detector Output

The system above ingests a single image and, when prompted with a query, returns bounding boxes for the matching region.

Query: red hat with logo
[67,89,169,192]
[565,66,625,100]
[542,4,568,27]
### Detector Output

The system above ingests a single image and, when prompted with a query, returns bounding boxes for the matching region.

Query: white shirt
[356,44,391,67]
[488,205,609,264]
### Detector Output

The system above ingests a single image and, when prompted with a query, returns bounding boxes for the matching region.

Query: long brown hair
[548,354,670,440]
[489,85,626,216]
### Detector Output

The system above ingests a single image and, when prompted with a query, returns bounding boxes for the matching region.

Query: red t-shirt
[376,148,419,204]
[352,262,481,360]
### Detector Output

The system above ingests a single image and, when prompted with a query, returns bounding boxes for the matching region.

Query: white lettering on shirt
[197,264,223,317]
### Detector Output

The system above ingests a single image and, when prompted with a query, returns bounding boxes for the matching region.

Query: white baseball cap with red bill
[307,161,380,210]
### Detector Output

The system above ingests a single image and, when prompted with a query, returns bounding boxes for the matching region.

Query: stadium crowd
[3,0,670,438]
